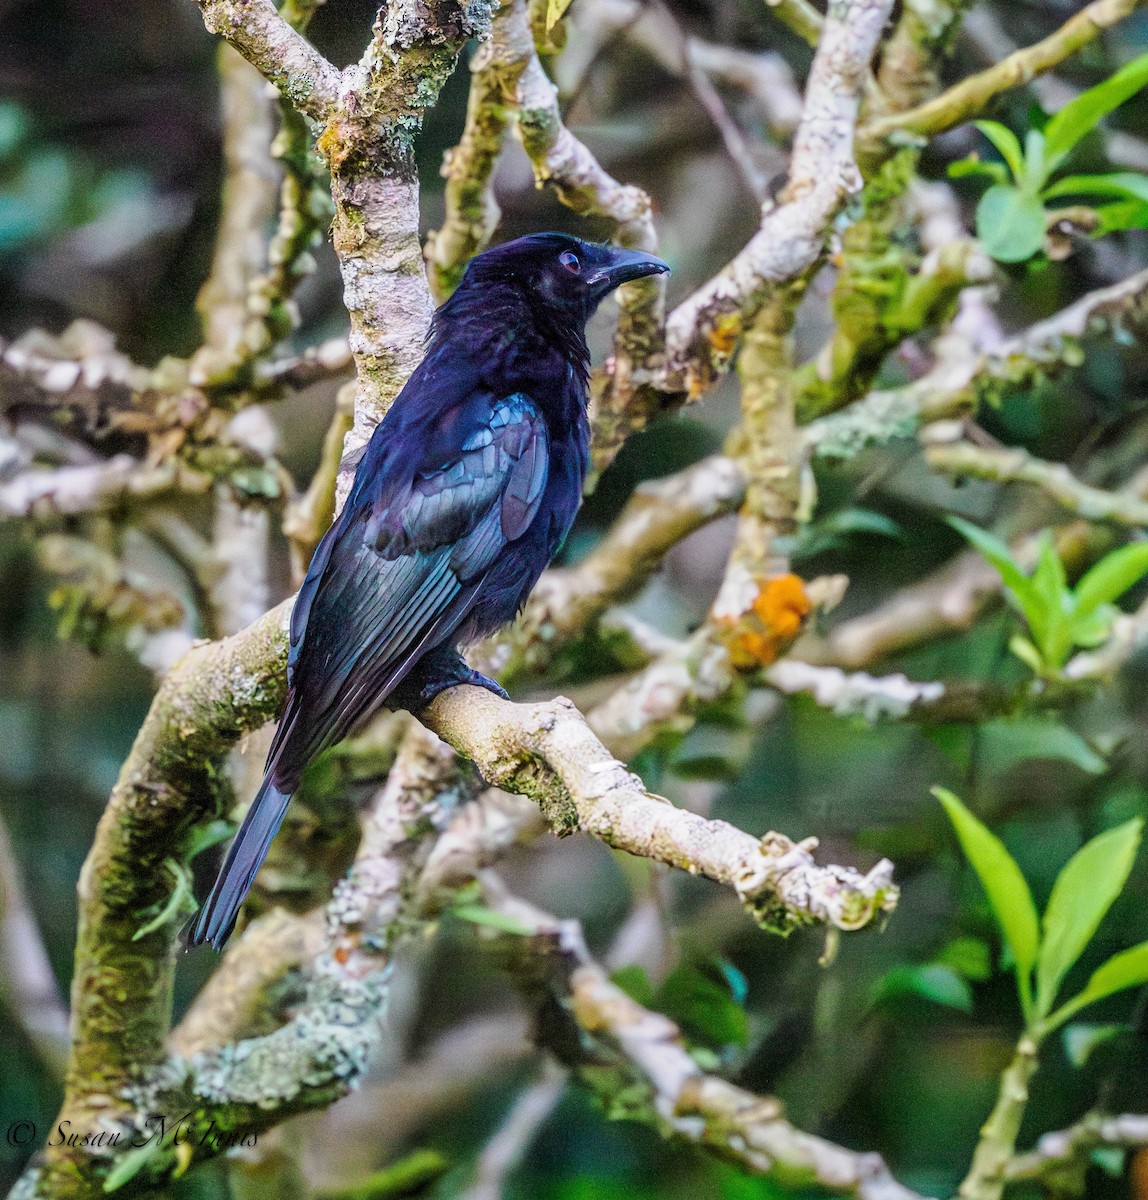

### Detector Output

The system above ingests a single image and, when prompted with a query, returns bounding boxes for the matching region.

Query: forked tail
[185,775,292,951]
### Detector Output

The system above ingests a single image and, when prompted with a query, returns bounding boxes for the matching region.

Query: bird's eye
[559,250,580,274]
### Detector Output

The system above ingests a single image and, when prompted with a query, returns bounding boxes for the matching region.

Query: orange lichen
[718,573,812,670]
[709,312,742,357]
[753,573,811,639]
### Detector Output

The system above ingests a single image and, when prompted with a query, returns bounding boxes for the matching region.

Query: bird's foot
[388,646,509,713]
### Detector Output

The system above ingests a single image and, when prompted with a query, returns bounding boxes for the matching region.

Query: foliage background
[2,0,1148,1196]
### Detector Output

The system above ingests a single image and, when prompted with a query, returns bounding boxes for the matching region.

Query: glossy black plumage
[187,233,669,949]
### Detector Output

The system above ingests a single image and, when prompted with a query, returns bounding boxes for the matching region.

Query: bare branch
[487,895,919,1200]
[458,1068,566,1200]
[1006,1112,1148,1187]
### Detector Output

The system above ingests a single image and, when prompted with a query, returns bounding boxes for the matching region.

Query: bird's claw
[388,646,509,712]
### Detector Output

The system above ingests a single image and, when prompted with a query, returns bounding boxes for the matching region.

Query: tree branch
[1006,1111,1148,1188]
[485,891,920,1200]
[196,0,342,121]
[422,685,897,934]
[663,0,895,395]
[925,437,1148,528]
[863,0,1147,143]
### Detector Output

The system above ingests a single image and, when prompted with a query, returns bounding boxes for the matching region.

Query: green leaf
[979,718,1108,778]
[1093,199,1148,235]
[974,120,1026,181]
[103,1142,164,1193]
[1092,1149,1128,1178]
[1073,542,1148,620]
[1021,128,1049,192]
[231,466,282,499]
[1035,819,1144,1017]
[184,818,234,861]
[611,964,656,1007]
[1008,634,1047,675]
[976,185,1047,262]
[818,508,903,540]
[1042,171,1148,204]
[1071,604,1118,649]
[132,861,195,941]
[936,935,993,981]
[1062,1021,1125,1067]
[1045,53,1148,170]
[660,961,749,1049]
[1030,534,1072,667]
[869,963,974,1013]
[1043,940,1148,1033]
[450,903,534,936]
[949,157,1010,185]
[318,1151,450,1200]
[934,787,1040,1018]
[947,517,1037,615]
[546,0,575,29]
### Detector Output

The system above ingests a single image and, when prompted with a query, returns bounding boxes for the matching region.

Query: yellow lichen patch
[709,312,742,357]
[718,573,812,670]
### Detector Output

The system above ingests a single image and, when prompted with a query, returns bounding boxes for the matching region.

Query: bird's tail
[185,775,293,951]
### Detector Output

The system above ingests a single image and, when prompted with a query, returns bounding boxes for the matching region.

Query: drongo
[187,233,669,949]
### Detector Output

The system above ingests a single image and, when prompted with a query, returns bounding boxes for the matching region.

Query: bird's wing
[271,391,549,785]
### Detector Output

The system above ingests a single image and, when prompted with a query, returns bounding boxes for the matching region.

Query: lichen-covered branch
[486,895,920,1200]
[925,437,1148,528]
[423,685,897,933]
[806,266,1148,459]
[423,1,533,298]
[195,0,342,121]
[797,520,1109,670]
[1006,1112,1148,1188]
[190,45,281,389]
[37,602,290,1194]
[864,0,1147,143]
[0,456,212,520]
[793,0,973,422]
[662,0,894,396]
[507,0,664,472]
[0,320,145,431]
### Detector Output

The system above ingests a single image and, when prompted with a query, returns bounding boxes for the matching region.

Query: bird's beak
[587,248,671,294]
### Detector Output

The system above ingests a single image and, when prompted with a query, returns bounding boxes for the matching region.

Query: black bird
[187,233,669,949]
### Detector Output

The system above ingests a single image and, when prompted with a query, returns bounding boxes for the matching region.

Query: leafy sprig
[935,788,1148,1039]
[949,517,1148,677]
[949,54,1148,261]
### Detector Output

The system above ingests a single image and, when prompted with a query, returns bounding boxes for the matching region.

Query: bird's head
[459,233,670,319]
